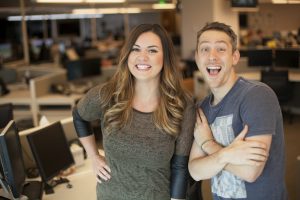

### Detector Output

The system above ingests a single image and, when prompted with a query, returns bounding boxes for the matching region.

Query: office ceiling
[0,0,174,17]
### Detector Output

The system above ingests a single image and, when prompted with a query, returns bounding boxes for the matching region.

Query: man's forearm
[202,141,265,182]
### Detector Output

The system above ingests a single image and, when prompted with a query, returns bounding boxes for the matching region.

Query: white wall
[181,0,239,59]
[213,0,239,39]
[181,0,214,59]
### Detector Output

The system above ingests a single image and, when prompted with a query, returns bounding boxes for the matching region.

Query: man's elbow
[243,170,263,183]
[188,163,202,181]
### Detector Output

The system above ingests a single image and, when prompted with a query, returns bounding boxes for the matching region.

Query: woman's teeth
[136,64,151,70]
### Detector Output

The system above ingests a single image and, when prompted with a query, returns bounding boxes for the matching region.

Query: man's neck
[211,74,238,106]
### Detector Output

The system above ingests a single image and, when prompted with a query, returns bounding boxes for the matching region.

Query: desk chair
[0,103,13,129]
[261,70,294,122]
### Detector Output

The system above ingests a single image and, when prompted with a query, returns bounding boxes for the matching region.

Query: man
[188,22,287,200]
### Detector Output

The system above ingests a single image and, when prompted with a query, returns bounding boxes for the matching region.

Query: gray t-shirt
[200,77,287,200]
[77,85,196,200]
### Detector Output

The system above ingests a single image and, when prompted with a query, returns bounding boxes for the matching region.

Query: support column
[91,18,97,46]
[20,0,30,64]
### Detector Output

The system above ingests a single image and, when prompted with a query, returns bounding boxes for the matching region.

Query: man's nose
[208,49,217,61]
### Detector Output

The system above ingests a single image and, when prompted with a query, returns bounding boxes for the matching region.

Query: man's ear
[194,50,200,68]
[232,49,240,66]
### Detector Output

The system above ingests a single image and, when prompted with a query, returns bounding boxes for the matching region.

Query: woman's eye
[149,49,158,53]
[131,48,140,52]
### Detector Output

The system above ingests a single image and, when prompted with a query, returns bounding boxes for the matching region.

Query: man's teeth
[207,66,221,74]
[207,66,221,70]
[136,64,151,70]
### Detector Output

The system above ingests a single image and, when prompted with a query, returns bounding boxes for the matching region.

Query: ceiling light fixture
[152,3,176,9]
[72,8,141,14]
[272,0,300,3]
[35,0,125,3]
[8,13,104,21]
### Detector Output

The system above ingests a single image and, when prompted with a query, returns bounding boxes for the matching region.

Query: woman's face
[127,31,163,83]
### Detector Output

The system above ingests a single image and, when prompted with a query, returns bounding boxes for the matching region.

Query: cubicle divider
[29,70,82,126]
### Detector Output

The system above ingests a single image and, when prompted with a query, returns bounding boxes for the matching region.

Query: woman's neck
[132,80,160,113]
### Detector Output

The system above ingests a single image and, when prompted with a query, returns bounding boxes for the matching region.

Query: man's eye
[200,48,209,53]
[217,48,226,52]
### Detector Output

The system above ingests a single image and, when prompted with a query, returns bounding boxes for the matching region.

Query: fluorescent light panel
[36,0,125,3]
[152,3,176,9]
[72,8,141,14]
[272,0,300,3]
[8,13,103,21]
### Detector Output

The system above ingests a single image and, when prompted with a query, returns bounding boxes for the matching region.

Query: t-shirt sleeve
[76,85,103,121]
[240,84,281,137]
[174,98,196,156]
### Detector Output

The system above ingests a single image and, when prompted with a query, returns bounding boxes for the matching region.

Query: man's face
[195,30,240,90]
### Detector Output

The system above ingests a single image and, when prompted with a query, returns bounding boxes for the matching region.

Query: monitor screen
[0,120,26,198]
[274,48,300,69]
[231,0,257,7]
[26,122,74,184]
[247,49,273,69]
[0,103,13,129]
[0,43,12,60]
[66,58,101,81]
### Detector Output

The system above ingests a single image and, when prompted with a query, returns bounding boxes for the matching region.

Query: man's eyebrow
[199,40,229,46]
[215,40,229,45]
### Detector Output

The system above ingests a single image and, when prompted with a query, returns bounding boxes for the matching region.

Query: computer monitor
[26,121,74,194]
[231,0,258,11]
[65,58,101,81]
[0,103,13,129]
[0,120,26,199]
[231,0,257,8]
[247,49,273,70]
[274,48,300,69]
[0,43,12,61]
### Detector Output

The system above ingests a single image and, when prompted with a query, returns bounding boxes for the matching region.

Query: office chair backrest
[0,103,13,129]
[261,70,291,103]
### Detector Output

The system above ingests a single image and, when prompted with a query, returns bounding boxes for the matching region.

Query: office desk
[43,159,96,200]
[238,71,300,81]
[0,87,32,120]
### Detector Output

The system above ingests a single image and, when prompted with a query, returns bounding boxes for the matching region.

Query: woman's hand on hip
[90,154,111,183]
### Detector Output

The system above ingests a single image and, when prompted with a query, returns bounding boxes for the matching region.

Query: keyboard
[22,181,43,200]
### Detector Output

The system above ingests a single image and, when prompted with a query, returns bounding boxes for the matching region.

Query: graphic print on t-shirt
[210,114,247,199]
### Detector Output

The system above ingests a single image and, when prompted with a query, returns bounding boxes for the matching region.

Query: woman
[73,24,195,200]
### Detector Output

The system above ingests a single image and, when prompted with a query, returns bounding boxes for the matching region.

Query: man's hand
[220,126,269,166]
[194,108,213,147]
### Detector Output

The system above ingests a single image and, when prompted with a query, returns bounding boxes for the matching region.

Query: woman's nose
[137,50,148,61]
